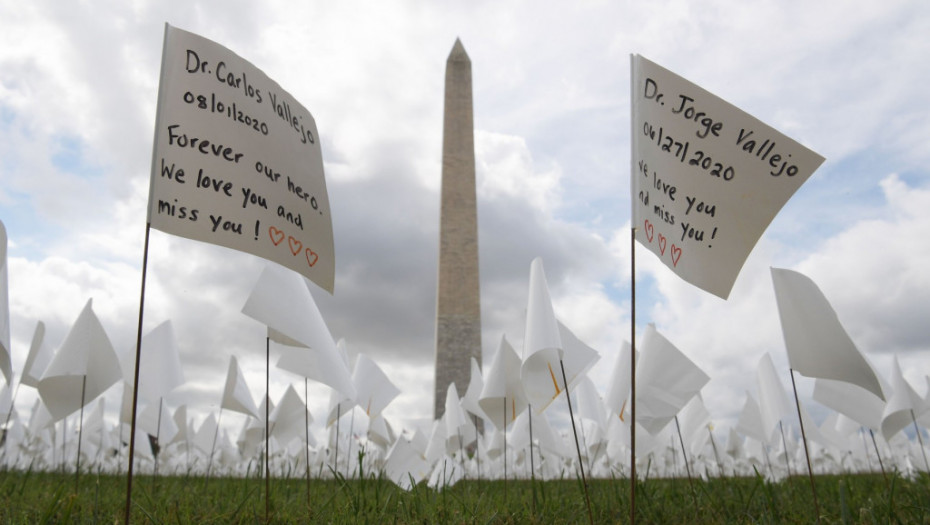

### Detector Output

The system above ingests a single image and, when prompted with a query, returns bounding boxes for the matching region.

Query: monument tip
[448,38,469,62]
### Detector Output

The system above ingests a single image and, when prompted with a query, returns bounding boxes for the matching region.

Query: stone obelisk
[434,39,481,420]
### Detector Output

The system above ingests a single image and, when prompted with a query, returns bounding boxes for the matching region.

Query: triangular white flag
[771,268,884,400]
[243,264,355,399]
[37,299,122,421]
[221,355,260,419]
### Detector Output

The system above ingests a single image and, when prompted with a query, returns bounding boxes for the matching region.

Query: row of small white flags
[1,260,930,481]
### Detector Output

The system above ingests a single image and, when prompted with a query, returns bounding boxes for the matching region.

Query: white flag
[479,335,528,431]
[635,323,709,435]
[520,257,599,413]
[37,299,122,421]
[20,321,51,389]
[148,24,334,292]
[771,267,884,400]
[0,220,11,384]
[631,55,824,298]
[242,264,355,399]
[221,355,260,419]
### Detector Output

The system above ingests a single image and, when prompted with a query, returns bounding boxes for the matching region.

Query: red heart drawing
[658,234,667,255]
[305,248,319,267]
[671,244,682,267]
[269,227,285,246]
[644,220,654,243]
[288,236,302,255]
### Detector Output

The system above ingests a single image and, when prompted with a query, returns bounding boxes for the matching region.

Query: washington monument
[434,39,481,420]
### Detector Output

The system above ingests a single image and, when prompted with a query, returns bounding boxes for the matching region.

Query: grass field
[1,469,928,523]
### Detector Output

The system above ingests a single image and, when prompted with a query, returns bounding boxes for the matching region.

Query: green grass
[1,469,928,523]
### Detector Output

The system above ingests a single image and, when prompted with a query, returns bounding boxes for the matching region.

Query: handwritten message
[147,24,334,292]
[630,55,824,299]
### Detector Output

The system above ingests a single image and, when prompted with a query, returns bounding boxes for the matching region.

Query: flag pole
[333,403,340,475]
[154,397,163,482]
[910,410,930,474]
[207,408,224,482]
[473,414,481,480]
[789,368,821,522]
[75,374,87,493]
[630,225,638,525]
[1,378,21,469]
[503,396,508,503]
[674,415,697,506]
[124,221,152,525]
[304,378,311,510]
[778,420,793,477]
[707,426,725,477]
[528,404,537,517]
[868,428,888,485]
[264,336,271,523]
[560,359,594,525]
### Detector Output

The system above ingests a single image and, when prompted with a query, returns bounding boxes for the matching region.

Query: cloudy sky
[2,1,928,442]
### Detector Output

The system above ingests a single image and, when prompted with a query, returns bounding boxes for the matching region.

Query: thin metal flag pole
[778,420,794,477]
[1,379,21,470]
[124,222,151,524]
[265,336,271,523]
[869,428,888,486]
[75,375,87,493]
[789,368,821,522]
[630,225,638,525]
[674,415,697,506]
[560,359,594,525]
[910,409,930,473]
[528,405,537,517]
[304,378,311,509]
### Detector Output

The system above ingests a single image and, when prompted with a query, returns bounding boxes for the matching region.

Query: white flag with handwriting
[631,55,824,299]
[148,24,334,292]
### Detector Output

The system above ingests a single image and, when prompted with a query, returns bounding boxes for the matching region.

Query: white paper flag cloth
[352,353,400,419]
[148,24,334,292]
[735,392,767,444]
[192,413,219,455]
[460,357,487,422]
[221,355,261,419]
[37,299,122,422]
[635,323,710,436]
[137,400,179,445]
[384,436,431,491]
[770,268,884,400]
[881,355,923,441]
[756,353,793,443]
[520,257,599,414]
[269,384,312,446]
[20,321,52,389]
[242,264,356,400]
[478,335,528,432]
[324,338,356,427]
[135,320,186,403]
[604,340,635,420]
[0,219,11,384]
[630,55,824,299]
[812,377,885,432]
